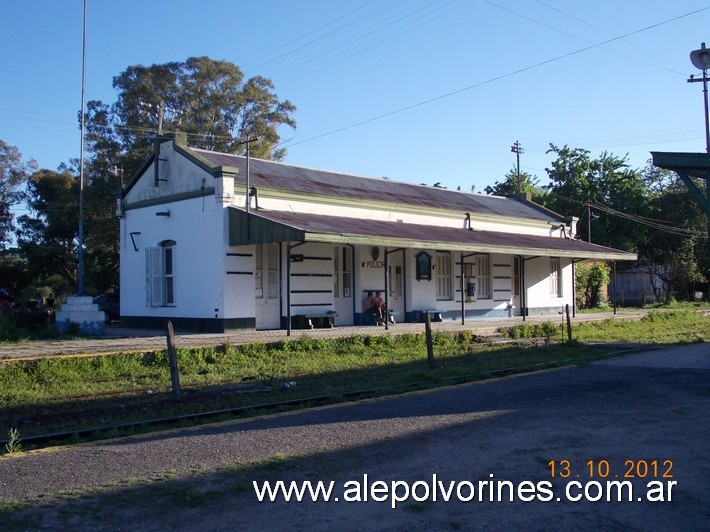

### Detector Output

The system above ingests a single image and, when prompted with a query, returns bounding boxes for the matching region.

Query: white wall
[251,196,558,237]
[125,141,217,204]
[283,242,335,315]
[524,257,573,314]
[222,243,256,320]
[405,251,513,316]
[120,195,224,320]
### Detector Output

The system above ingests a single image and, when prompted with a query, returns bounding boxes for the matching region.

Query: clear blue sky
[2,0,710,193]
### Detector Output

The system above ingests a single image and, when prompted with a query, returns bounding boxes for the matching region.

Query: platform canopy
[228,207,637,262]
[651,151,710,265]
[651,151,710,180]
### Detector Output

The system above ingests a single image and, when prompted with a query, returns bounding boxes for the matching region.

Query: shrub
[576,262,611,309]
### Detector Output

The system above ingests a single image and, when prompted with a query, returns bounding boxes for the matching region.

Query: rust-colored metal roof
[192,148,561,222]
[229,208,637,261]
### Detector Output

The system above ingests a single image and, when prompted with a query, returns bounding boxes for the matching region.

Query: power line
[486,0,687,76]
[273,0,474,85]
[550,192,707,238]
[534,0,687,68]
[239,0,369,71]
[279,6,710,150]
[247,0,385,72]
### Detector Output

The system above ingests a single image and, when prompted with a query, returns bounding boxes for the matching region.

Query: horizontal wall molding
[124,188,216,210]
[227,252,252,257]
[291,273,333,278]
[291,289,333,294]
[227,271,253,275]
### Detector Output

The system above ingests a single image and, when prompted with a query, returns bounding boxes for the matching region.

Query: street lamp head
[690,42,710,71]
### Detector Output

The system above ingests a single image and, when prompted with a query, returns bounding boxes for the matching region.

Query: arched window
[146,240,176,306]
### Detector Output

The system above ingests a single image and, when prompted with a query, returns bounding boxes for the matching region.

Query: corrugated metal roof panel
[229,208,636,261]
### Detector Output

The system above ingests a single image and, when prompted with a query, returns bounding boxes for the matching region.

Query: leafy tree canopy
[85,56,296,176]
[541,144,647,252]
[16,169,79,290]
[484,167,545,202]
[637,163,708,299]
[0,140,36,249]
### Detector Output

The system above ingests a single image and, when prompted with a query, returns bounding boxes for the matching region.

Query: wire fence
[0,309,649,446]
[0,308,633,362]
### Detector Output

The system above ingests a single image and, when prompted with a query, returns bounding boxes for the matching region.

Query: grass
[0,310,708,527]
[0,310,707,450]
[573,310,710,344]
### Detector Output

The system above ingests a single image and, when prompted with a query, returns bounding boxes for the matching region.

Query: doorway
[388,251,405,319]
[255,243,281,329]
[333,246,354,325]
[513,256,522,316]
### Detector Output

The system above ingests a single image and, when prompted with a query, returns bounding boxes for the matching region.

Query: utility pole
[235,137,259,213]
[157,100,164,135]
[511,141,523,193]
[139,100,180,136]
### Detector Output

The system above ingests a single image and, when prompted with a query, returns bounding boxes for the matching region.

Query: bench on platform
[292,311,338,329]
[415,309,444,322]
[364,309,399,326]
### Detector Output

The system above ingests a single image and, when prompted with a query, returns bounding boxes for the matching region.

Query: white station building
[118,133,636,332]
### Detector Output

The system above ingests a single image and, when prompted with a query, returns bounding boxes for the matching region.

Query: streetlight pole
[77,0,87,295]
[688,42,710,153]
[687,42,710,271]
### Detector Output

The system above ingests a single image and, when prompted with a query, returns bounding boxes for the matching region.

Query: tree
[15,165,120,296]
[0,140,36,249]
[637,164,708,301]
[47,57,298,296]
[575,262,610,309]
[16,169,79,291]
[85,56,297,177]
[484,167,545,201]
[542,145,647,251]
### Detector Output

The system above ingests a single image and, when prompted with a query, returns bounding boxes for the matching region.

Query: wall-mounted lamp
[115,198,124,218]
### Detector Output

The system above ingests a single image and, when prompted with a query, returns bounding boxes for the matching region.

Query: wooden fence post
[565,304,572,343]
[165,321,181,401]
[425,311,435,369]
